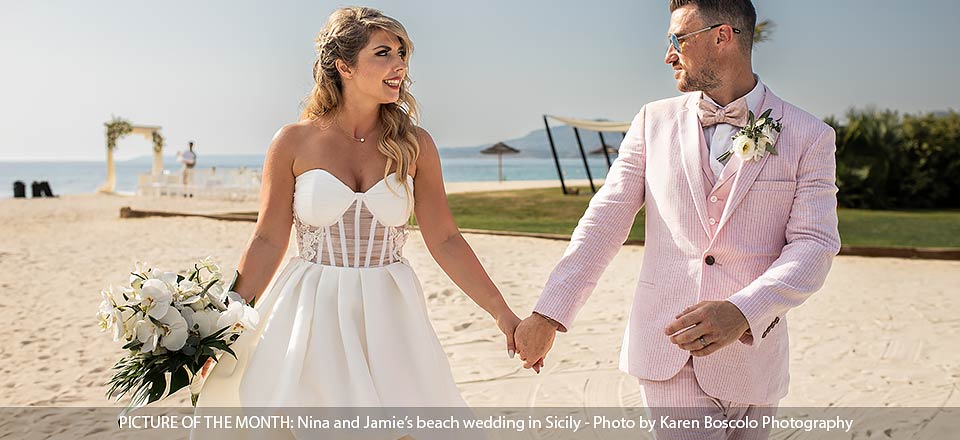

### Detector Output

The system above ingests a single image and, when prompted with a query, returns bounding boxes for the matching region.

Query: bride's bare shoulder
[272,120,327,145]
[268,120,330,155]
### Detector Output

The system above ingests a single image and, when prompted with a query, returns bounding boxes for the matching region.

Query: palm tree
[830,109,904,209]
[753,19,776,44]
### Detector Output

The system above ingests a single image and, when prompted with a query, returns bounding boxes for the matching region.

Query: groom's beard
[677,63,721,93]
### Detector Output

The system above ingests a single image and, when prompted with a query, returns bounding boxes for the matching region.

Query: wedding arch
[98,116,164,193]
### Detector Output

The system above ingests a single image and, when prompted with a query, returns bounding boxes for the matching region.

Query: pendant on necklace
[359,138,365,143]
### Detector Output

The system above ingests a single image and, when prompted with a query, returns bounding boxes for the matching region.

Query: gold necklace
[334,116,376,144]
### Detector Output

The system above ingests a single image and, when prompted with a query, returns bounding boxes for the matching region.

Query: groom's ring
[698,336,709,348]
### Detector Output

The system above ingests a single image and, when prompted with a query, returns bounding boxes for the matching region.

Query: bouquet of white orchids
[96,257,258,411]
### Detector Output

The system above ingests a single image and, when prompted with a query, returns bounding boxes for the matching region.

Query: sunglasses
[668,24,742,53]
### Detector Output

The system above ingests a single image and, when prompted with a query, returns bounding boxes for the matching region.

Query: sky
[1,0,957,161]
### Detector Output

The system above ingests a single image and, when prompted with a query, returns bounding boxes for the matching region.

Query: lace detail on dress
[294,198,406,267]
[388,227,408,261]
[293,214,325,264]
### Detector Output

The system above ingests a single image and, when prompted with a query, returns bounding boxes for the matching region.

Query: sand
[0,189,957,437]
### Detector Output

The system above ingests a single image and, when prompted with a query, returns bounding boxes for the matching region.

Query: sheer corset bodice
[293,169,413,268]
[194,167,469,414]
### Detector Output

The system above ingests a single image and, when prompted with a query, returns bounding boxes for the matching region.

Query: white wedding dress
[192,169,468,439]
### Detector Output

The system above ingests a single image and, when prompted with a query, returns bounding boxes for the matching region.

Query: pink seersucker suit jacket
[533,85,841,405]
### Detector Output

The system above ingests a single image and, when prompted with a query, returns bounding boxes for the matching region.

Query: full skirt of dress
[191,256,470,440]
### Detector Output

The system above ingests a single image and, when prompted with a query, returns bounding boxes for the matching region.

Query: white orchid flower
[117,308,140,341]
[225,290,243,305]
[157,308,189,351]
[129,261,150,290]
[135,319,160,353]
[206,282,224,299]
[100,287,121,307]
[181,307,196,332]
[160,271,179,291]
[96,300,121,336]
[177,279,202,297]
[198,256,221,275]
[191,309,221,338]
[188,296,211,311]
[216,301,260,336]
[139,279,172,320]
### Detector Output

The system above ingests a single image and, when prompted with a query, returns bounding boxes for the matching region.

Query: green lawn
[428,187,960,249]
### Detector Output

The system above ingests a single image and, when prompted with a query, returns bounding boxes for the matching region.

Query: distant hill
[439,126,626,159]
[121,126,627,164]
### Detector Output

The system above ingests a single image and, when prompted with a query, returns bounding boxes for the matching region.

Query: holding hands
[494,310,522,360]
[514,312,558,373]
[506,300,748,375]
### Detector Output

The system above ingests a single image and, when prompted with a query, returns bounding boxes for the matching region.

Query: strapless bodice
[292,169,413,268]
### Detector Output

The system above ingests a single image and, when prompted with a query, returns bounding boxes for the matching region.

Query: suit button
[709,217,717,225]
[705,255,715,265]
[710,195,718,203]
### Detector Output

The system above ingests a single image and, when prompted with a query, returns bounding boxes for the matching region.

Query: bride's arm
[232,126,298,305]
[412,129,518,326]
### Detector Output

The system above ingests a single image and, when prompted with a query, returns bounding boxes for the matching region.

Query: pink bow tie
[698,96,749,127]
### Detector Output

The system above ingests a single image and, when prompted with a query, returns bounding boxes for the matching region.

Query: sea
[0,155,613,199]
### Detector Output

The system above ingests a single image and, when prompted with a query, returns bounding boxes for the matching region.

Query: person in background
[177,141,198,185]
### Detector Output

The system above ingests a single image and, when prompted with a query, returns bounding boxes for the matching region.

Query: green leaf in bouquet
[748,110,755,128]
[220,345,238,359]
[201,326,232,342]
[205,340,228,351]
[759,108,773,122]
[198,278,221,297]
[168,365,191,396]
[147,376,166,403]
[203,339,238,360]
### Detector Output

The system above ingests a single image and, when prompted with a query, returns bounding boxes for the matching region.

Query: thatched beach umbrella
[480,142,520,182]
[588,144,618,155]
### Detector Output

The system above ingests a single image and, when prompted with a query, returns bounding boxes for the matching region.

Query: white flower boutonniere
[718,109,783,163]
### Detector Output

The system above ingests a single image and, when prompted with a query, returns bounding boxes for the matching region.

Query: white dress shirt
[702,74,764,178]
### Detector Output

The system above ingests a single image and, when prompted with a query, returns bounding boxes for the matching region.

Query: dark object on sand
[28,181,57,198]
[13,181,26,198]
[39,181,57,197]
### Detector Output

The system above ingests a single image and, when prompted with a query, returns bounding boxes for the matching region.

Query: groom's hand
[515,313,558,373]
[664,301,749,357]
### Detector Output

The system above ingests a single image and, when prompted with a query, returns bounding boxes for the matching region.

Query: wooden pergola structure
[542,115,630,195]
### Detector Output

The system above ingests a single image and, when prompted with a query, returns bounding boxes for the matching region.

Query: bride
[192,5,520,436]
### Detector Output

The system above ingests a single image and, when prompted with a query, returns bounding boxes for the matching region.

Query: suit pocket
[750,180,796,192]
[637,279,656,288]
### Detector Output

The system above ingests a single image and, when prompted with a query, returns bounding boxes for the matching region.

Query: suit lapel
[678,93,712,238]
[716,86,785,233]
[715,149,742,187]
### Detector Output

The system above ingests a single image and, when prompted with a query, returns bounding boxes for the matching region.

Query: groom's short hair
[669,0,756,52]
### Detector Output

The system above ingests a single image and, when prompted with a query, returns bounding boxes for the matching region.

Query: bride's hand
[496,310,522,360]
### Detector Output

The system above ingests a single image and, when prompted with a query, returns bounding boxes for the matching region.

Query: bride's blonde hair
[301,7,419,198]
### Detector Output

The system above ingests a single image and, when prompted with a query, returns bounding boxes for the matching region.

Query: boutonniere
[717,109,782,163]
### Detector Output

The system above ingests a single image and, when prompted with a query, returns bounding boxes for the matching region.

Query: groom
[515,0,840,438]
